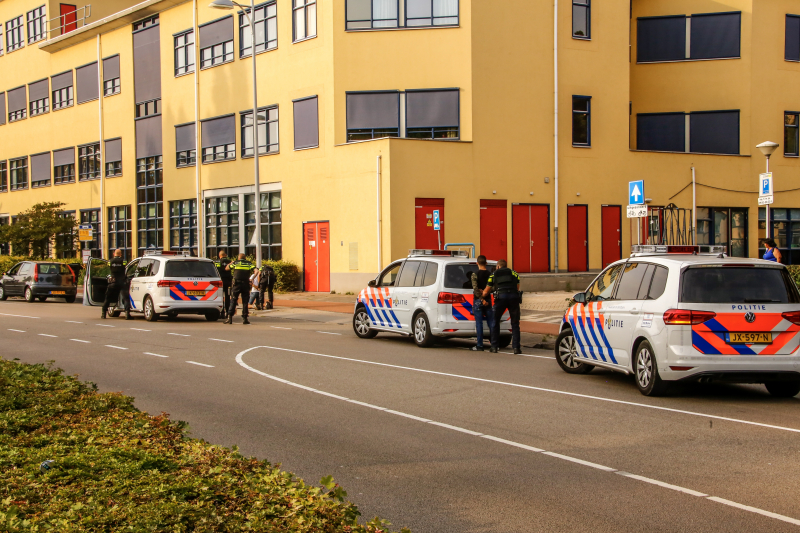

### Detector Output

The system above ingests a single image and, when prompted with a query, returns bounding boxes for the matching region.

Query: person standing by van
[469,255,493,351]
[482,259,522,354]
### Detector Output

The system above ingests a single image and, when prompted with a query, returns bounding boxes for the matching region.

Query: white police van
[353,250,512,347]
[84,251,223,321]
[557,245,800,397]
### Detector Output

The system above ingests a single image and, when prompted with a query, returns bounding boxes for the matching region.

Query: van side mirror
[368,280,377,287]
[573,292,587,304]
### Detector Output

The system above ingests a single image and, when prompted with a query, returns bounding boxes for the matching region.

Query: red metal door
[415,198,444,250]
[304,222,330,292]
[480,200,507,261]
[567,205,588,272]
[601,205,622,268]
[512,204,550,273]
[60,4,78,33]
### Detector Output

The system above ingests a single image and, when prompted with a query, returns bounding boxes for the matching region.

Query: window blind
[199,16,233,48]
[103,54,120,81]
[105,138,122,163]
[200,115,235,148]
[636,113,685,152]
[346,92,399,129]
[51,70,73,91]
[690,12,740,60]
[133,25,161,103]
[637,16,686,62]
[786,15,800,61]
[689,111,739,155]
[293,96,319,149]
[136,115,163,158]
[76,62,99,103]
[175,122,196,152]
[30,152,51,182]
[53,147,75,166]
[406,89,459,128]
[7,87,26,113]
[28,79,49,101]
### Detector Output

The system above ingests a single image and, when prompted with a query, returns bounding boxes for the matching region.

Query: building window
[405,89,459,139]
[0,216,8,255]
[136,99,161,118]
[245,191,282,260]
[0,25,4,57]
[637,110,739,155]
[346,0,398,29]
[27,5,46,44]
[242,106,279,156]
[203,144,236,162]
[133,15,159,31]
[293,0,317,41]
[10,157,28,191]
[108,205,133,260]
[56,212,76,258]
[136,156,164,255]
[54,163,75,184]
[406,0,458,27]
[205,195,240,258]
[30,97,49,116]
[240,2,277,56]
[53,86,74,110]
[695,207,747,258]
[573,0,590,38]
[30,152,51,188]
[200,41,233,68]
[786,113,799,157]
[786,15,800,61]
[7,86,27,122]
[103,55,121,96]
[176,122,197,167]
[104,78,121,96]
[177,150,196,166]
[8,109,26,122]
[201,115,236,162]
[170,200,197,254]
[637,12,741,63]
[6,16,24,53]
[572,96,591,146]
[105,138,122,177]
[80,209,102,259]
[78,143,101,181]
[760,208,800,264]
[0,161,7,192]
[75,62,99,104]
[346,92,399,141]
[174,30,196,76]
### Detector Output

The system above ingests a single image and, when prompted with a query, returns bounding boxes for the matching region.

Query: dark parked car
[0,261,80,303]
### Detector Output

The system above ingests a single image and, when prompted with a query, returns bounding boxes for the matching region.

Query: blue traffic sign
[433,210,441,231]
[629,180,645,205]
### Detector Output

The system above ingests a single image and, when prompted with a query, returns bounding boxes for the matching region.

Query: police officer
[258,263,276,310]
[225,253,255,325]
[482,259,521,354]
[101,249,132,321]
[214,251,233,319]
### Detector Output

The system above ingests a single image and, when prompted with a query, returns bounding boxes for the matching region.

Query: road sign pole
[766,157,770,240]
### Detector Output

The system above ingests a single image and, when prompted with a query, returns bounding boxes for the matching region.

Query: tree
[0,202,77,259]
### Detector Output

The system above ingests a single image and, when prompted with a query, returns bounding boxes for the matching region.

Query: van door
[83,258,110,306]
[131,259,154,310]
[124,259,140,310]
[602,262,655,367]
[573,264,623,362]
[360,262,403,330]
[392,261,424,328]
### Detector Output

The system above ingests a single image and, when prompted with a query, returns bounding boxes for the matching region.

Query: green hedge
[245,257,301,293]
[0,358,407,533]
[788,265,800,287]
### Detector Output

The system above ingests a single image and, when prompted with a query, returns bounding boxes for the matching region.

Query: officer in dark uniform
[101,249,132,320]
[258,263,276,310]
[482,259,522,354]
[214,251,233,319]
[225,253,255,325]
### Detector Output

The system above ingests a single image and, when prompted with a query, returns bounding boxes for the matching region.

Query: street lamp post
[757,141,779,240]
[210,0,263,267]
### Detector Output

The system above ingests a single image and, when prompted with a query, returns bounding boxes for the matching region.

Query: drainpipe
[377,155,382,271]
[692,166,696,245]
[553,0,560,272]
[97,34,105,259]
[193,0,203,257]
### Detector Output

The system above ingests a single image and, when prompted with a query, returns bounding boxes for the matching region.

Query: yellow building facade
[1,0,799,292]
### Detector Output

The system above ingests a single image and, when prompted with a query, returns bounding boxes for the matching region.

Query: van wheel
[353,307,378,338]
[144,297,159,322]
[634,340,669,396]
[413,313,435,347]
[555,328,593,374]
[205,309,220,322]
[25,287,35,303]
[0,285,6,301]
[765,381,800,398]
[499,336,513,349]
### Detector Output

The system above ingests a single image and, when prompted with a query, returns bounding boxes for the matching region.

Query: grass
[0,358,408,532]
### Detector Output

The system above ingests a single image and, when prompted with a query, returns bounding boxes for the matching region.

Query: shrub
[787,265,800,288]
[0,358,408,533]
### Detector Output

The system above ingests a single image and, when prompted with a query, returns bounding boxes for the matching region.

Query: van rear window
[164,260,218,278]
[444,264,484,289]
[681,267,800,304]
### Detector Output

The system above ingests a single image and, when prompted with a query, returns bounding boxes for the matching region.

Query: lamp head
[757,141,779,158]
[209,0,235,9]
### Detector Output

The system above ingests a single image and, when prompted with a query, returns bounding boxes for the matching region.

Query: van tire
[25,287,35,303]
[555,328,594,374]
[205,309,221,322]
[634,340,669,396]
[353,306,378,338]
[413,312,435,347]
[144,297,159,322]
[765,381,800,398]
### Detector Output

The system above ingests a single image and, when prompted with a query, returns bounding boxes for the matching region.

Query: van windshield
[680,266,800,304]
[164,260,219,278]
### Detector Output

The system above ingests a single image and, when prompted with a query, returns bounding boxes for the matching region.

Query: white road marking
[38,334,57,338]
[130,328,150,332]
[209,338,233,343]
[186,361,214,368]
[96,324,115,328]
[270,326,291,330]
[0,313,39,319]
[168,333,190,337]
[235,345,800,528]
[106,345,127,350]
[65,320,83,324]
[237,345,800,435]
[519,354,554,360]
[8,329,25,333]
[317,331,342,336]
[144,352,168,358]
[70,339,90,343]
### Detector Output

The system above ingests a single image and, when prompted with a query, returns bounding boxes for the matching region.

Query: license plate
[50,291,65,295]
[186,290,205,296]
[727,332,773,344]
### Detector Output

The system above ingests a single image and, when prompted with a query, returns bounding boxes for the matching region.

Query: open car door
[83,258,110,306]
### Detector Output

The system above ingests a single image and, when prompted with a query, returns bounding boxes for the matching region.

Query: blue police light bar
[408,249,468,257]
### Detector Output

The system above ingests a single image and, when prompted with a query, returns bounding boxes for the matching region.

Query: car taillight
[437,292,466,304]
[34,264,39,282]
[781,311,800,325]
[663,309,716,325]
[211,280,223,288]
[157,280,180,287]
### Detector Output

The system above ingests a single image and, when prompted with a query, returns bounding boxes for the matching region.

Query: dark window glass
[786,15,800,61]
[421,262,439,286]
[635,264,656,299]
[0,161,7,192]
[572,96,590,146]
[615,262,652,300]
[6,15,24,53]
[681,267,799,304]
[240,2,278,56]
[136,156,164,255]
[637,15,685,62]
[293,0,317,41]
[164,260,217,278]
[205,195,239,259]
[10,157,27,190]
[785,113,799,156]
[78,143,101,181]
[169,200,197,254]
[572,0,589,38]
[242,106,279,156]
[108,205,132,260]
[444,263,480,289]
[587,265,623,301]
[397,260,422,287]
[647,266,669,300]
[378,262,402,286]
[689,111,739,155]
[689,12,740,60]
[174,30,195,76]
[637,113,685,152]
[27,5,46,44]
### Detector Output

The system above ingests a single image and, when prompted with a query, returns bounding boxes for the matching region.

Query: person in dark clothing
[101,249,132,320]
[482,259,521,354]
[469,255,494,351]
[258,264,276,310]
[214,251,233,319]
[225,253,255,325]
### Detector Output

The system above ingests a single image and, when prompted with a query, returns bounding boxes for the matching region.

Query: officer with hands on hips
[224,253,255,325]
[214,251,233,319]
[101,248,132,321]
[481,259,522,354]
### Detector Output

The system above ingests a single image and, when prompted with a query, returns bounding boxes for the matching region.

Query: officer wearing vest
[101,249,132,321]
[225,253,255,325]
[258,264,276,310]
[214,251,233,319]
[482,259,522,354]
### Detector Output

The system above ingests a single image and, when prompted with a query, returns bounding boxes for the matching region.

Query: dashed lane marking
[65,320,83,324]
[38,334,57,338]
[106,345,128,350]
[8,329,25,333]
[186,361,214,368]
[70,339,90,343]
[96,324,115,328]
[317,331,342,336]
[168,333,190,337]
[209,338,233,343]
[144,352,168,358]
[130,328,150,332]
[235,345,800,528]
[0,313,39,319]
[270,326,291,330]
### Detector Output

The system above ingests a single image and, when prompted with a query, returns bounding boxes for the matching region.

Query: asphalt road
[2,298,800,532]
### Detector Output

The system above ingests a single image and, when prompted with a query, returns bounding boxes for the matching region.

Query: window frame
[30,151,51,188]
[103,78,121,96]
[404,0,459,28]
[404,88,460,140]
[78,143,101,181]
[346,0,399,30]
[205,195,240,258]
[240,105,279,157]
[572,95,591,147]
[136,156,165,255]
[785,112,800,157]
[293,0,317,42]
[174,29,196,77]
[52,85,74,111]
[107,205,133,260]
[572,0,590,40]
[136,98,161,118]
[6,15,24,53]
[169,200,198,254]
[637,12,741,64]
[0,161,7,193]
[9,157,28,191]
[30,96,49,117]
[239,1,278,57]
[244,191,282,260]
[26,5,46,45]
[54,162,75,184]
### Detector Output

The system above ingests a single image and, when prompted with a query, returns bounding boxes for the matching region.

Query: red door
[415,198,444,250]
[601,205,622,268]
[303,221,330,292]
[60,4,78,33]
[480,200,507,261]
[567,205,588,272]
[512,204,550,273]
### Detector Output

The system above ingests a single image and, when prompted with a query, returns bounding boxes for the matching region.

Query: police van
[84,251,223,321]
[557,245,800,398]
[353,250,512,347]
